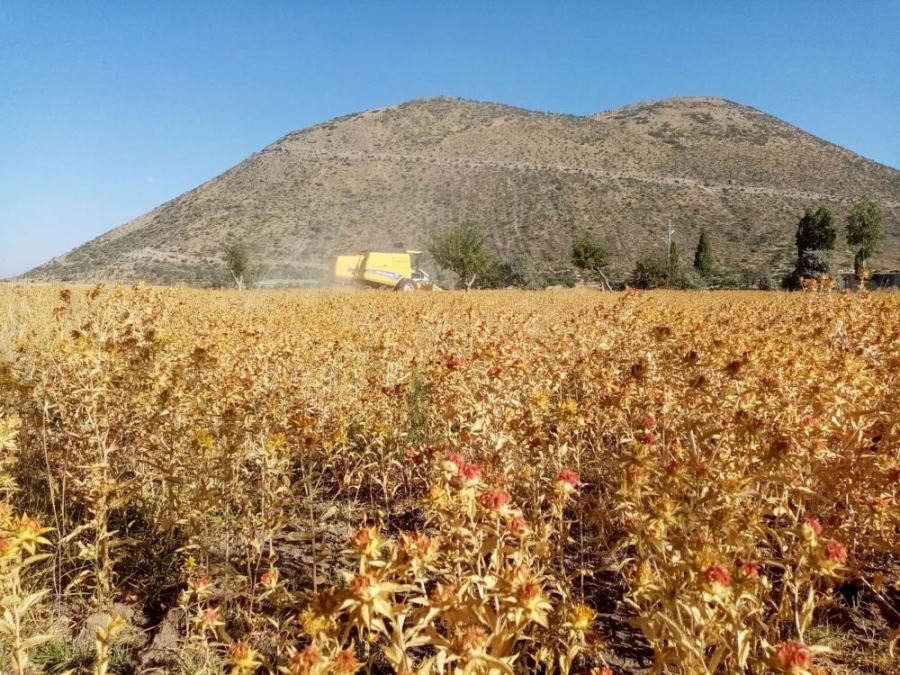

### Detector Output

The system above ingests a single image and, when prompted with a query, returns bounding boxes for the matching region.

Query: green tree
[667,240,682,276]
[429,222,499,290]
[571,233,612,289]
[693,230,714,278]
[785,206,837,288]
[224,240,249,290]
[795,206,837,256]
[846,196,882,274]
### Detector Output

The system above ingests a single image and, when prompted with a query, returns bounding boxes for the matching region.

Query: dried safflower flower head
[259,568,278,589]
[352,525,383,557]
[429,582,458,610]
[229,641,262,674]
[298,607,331,637]
[635,561,654,591]
[349,574,372,600]
[458,625,488,652]
[568,603,597,632]
[424,483,448,507]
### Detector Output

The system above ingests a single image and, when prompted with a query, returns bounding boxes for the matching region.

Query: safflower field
[0,284,898,674]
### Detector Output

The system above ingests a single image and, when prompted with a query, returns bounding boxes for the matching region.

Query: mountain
[25,96,900,285]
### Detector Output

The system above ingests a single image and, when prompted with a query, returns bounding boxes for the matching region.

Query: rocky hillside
[26,96,900,284]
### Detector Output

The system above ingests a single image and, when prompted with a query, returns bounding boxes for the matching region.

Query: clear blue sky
[2,1,898,277]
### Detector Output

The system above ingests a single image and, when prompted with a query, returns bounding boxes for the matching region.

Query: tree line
[428,196,884,290]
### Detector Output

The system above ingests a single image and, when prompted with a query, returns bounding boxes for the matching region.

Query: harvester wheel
[396,279,416,292]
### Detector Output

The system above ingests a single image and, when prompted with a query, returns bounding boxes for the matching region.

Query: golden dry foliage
[0,284,897,674]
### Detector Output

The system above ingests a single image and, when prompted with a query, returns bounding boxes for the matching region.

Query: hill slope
[26,96,900,284]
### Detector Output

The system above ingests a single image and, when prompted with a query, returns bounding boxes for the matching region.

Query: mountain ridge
[26,95,900,285]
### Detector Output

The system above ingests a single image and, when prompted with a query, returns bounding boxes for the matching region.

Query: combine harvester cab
[334,250,436,291]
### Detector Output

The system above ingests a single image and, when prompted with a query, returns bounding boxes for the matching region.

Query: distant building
[840,270,900,291]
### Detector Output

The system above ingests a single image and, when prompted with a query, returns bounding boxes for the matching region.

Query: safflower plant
[0,284,896,673]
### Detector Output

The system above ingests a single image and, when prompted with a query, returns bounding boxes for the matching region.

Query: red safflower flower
[201,608,221,627]
[334,649,361,674]
[445,355,466,370]
[191,576,210,594]
[480,488,512,511]
[627,466,647,483]
[557,469,580,487]
[507,515,529,535]
[460,463,482,482]
[773,640,812,672]
[803,518,823,537]
[516,580,543,609]
[739,562,761,580]
[446,453,465,472]
[641,432,658,444]
[703,564,732,587]
[640,415,656,430]
[288,645,321,674]
[823,539,848,565]
[664,459,683,474]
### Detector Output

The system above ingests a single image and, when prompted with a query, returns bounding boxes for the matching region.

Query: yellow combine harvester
[333,250,437,291]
